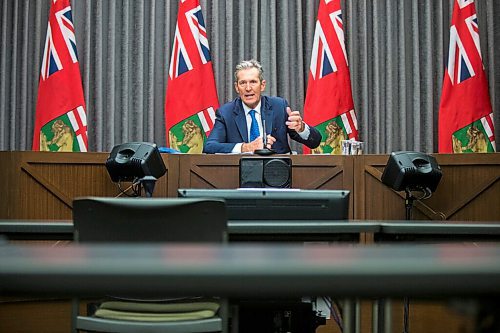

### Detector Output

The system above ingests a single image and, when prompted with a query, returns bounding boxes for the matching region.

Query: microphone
[262,118,268,146]
[254,118,276,156]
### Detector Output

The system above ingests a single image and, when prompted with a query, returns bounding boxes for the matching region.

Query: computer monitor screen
[177,188,350,220]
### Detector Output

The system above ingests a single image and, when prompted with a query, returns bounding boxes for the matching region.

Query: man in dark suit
[203,59,321,154]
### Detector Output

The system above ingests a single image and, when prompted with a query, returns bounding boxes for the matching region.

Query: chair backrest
[71,197,228,333]
[73,197,227,243]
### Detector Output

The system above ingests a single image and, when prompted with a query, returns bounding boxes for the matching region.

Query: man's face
[234,67,266,109]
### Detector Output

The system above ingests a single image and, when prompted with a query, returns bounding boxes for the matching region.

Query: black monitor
[177,188,350,220]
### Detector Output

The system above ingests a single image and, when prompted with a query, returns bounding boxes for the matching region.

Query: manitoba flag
[438,0,495,153]
[165,0,219,154]
[303,0,358,154]
[33,0,87,152]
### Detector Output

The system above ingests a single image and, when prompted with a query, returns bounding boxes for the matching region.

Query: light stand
[140,176,158,198]
[381,151,442,333]
[404,186,432,220]
[402,186,432,333]
[405,189,415,221]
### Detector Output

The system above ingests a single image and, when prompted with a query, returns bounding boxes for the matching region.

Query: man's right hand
[241,137,264,153]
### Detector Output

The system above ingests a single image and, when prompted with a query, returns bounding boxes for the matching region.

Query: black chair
[71,197,228,333]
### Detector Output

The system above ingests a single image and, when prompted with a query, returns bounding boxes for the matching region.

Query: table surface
[1,243,500,298]
[2,220,500,234]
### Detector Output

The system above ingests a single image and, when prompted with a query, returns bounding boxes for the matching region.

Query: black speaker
[239,157,292,188]
[105,142,166,182]
[381,151,442,192]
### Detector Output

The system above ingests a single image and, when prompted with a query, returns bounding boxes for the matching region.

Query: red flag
[33,0,88,152]
[303,0,358,155]
[164,0,219,154]
[438,0,496,153]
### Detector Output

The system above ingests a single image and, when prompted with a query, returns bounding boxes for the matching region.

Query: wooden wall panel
[287,155,352,191]
[1,151,22,218]
[2,151,498,222]
[178,154,352,189]
[0,152,178,219]
[178,154,242,189]
[0,299,73,333]
[355,153,500,221]
[17,152,114,219]
[290,155,354,219]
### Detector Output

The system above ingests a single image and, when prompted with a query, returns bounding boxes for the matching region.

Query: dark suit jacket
[203,96,322,154]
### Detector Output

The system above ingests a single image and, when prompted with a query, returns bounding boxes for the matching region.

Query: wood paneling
[178,154,353,189]
[355,154,500,221]
[0,151,178,219]
[0,299,73,333]
[178,154,242,189]
[2,151,498,222]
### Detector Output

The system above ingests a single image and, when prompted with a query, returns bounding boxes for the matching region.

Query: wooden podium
[1,151,498,221]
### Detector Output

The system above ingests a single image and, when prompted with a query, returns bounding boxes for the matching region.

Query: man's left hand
[286,107,305,132]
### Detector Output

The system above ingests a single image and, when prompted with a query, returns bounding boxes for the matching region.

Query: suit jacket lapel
[233,99,248,142]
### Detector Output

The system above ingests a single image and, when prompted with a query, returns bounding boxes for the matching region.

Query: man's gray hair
[234,59,264,82]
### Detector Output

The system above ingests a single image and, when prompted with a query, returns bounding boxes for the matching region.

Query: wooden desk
[376,222,500,242]
[3,151,498,221]
[3,221,500,243]
[227,220,378,242]
[0,220,378,243]
[2,221,500,333]
[0,221,74,241]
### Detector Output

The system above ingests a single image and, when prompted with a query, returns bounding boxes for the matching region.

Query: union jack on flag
[446,25,476,85]
[438,0,495,153]
[465,14,481,59]
[186,6,211,64]
[331,10,348,63]
[169,5,211,79]
[169,25,193,79]
[310,21,337,80]
[304,0,358,154]
[309,7,349,80]
[41,5,78,81]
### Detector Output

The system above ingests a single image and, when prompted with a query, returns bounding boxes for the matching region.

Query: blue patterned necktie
[249,109,260,142]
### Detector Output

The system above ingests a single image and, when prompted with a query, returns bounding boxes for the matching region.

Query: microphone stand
[254,118,276,156]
